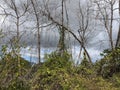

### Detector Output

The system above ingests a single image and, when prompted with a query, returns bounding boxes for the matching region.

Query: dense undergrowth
[0,48,120,90]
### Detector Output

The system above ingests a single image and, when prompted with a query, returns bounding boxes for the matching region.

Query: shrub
[31,51,86,90]
[43,51,73,70]
[95,48,120,78]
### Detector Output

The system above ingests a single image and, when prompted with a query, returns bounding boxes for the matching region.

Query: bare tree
[94,0,118,49]
[77,0,92,60]
[30,0,41,64]
[116,0,120,47]
[0,0,30,74]
[0,0,30,43]
[40,0,94,64]
[57,0,66,52]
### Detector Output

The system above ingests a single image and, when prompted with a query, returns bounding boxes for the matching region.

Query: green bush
[31,67,86,90]
[6,78,30,90]
[44,51,73,70]
[95,48,120,78]
[0,53,31,89]
[75,53,94,77]
[31,51,86,90]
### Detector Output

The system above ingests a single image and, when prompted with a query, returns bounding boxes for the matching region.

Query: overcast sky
[0,0,119,63]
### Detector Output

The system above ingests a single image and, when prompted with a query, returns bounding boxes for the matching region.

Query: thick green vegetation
[0,48,120,90]
[0,53,31,89]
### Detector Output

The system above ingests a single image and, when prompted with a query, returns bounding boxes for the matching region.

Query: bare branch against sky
[0,0,119,63]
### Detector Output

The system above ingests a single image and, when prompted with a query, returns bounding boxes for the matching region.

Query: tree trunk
[31,0,41,63]
[116,0,120,47]
[58,0,66,52]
